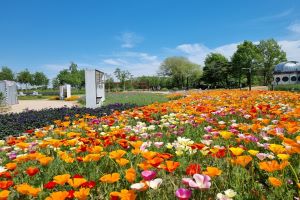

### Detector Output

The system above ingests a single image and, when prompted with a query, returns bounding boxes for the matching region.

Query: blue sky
[0,0,300,79]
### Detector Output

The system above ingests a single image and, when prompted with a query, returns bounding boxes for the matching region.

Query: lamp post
[242,67,252,91]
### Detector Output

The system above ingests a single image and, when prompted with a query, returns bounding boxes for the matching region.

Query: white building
[273,61,300,85]
[0,80,18,105]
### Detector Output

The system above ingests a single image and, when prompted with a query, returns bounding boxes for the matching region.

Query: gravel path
[6,100,79,113]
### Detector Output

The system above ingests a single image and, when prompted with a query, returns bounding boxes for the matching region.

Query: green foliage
[159,57,201,89]
[273,84,300,92]
[55,62,85,88]
[16,69,33,89]
[231,40,260,87]
[32,72,49,87]
[202,53,230,87]
[114,68,132,91]
[0,92,4,106]
[0,66,14,81]
[257,39,287,85]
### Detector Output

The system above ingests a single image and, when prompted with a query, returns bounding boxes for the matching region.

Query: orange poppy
[231,155,253,167]
[116,158,130,166]
[16,183,41,197]
[138,161,152,170]
[109,150,126,160]
[53,174,71,185]
[74,188,90,200]
[268,177,282,187]
[67,178,87,188]
[148,157,164,167]
[100,173,120,183]
[5,163,17,171]
[203,167,222,177]
[38,157,53,166]
[259,160,289,173]
[141,151,157,160]
[125,168,136,183]
[45,191,69,200]
[0,190,10,200]
[160,161,180,173]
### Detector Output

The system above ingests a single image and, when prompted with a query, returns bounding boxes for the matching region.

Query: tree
[257,39,287,85]
[202,53,230,87]
[55,62,85,88]
[32,72,49,88]
[105,74,114,92]
[0,66,14,81]
[159,57,201,89]
[231,41,260,88]
[17,69,32,90]
[114,68,131,91]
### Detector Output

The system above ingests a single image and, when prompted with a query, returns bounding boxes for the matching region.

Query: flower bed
[0,103,136,138]
[0,90,299,199]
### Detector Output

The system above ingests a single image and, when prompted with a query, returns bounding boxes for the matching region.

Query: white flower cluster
[217,189,237,200]
[166,137,196,156]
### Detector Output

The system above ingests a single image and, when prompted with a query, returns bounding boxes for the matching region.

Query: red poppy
[81,181,96,188]
[68,190,75,198]
[211,148,226,158]
[186,163,201,175]
[0,180,14,190]
[73,174,84,178]
[44,181,57,189]
[26,167,39,176]
[0,172,12,179]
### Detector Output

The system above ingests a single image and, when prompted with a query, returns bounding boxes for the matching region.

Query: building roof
[274,61,300,73]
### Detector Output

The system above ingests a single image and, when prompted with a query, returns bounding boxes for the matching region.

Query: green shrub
[273,84,300,92]
[161,88,168,91]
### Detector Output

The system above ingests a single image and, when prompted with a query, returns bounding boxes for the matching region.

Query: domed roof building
[273,61,300,85]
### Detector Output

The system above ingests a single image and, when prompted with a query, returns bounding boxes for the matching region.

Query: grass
[273,84,300,92]
[103,92,169,106]
[18,95,51,100]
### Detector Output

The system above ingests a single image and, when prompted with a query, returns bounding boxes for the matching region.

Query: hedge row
[0,103,136,138]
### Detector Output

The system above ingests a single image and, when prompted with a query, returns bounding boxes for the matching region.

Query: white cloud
[175,42,239,65]
[117,32,143,48]
[278,40,300,61]
[252,9,293,22]
[287,22,300,34]
[175,39,300,65]
[100,51,161,77]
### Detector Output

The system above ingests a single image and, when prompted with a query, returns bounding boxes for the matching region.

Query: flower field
[0,90,299,200]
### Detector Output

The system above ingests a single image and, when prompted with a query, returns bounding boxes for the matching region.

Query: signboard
[85,69,105,108]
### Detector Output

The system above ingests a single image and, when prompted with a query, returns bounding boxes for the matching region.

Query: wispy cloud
[287,22,300,34]
[252,9,293,22]
[117,32,143,48]
[100,51,161,76]
[175,39,300,66]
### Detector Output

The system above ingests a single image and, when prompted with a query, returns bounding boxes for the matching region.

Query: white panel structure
[59,84,72,100]
[85,69,105,108]
[0,80,18,105]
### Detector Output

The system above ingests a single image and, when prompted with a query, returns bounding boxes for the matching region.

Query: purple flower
[141,170,157,181]
[188,174,211,189]
[175,188,192,200]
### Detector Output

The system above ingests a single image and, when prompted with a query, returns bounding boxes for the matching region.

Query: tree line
[0,67,49,89]
[0,38,287,91]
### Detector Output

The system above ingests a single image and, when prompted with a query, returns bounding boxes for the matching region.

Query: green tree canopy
[17,69,32,89]
[0,66,14,81]
[231,41,260,87]
[257,39,287,85]
[159,57,201,89]
[114,68,131,91]
[202,53,230,87]
[56,62,85,88]
[32,72,49,87]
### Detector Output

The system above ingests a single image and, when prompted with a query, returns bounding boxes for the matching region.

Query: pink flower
[154,142,164,148]
[188,174,211,189]
[141,170,157,181]
[182,178,192,186]
[176,188,192,200]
